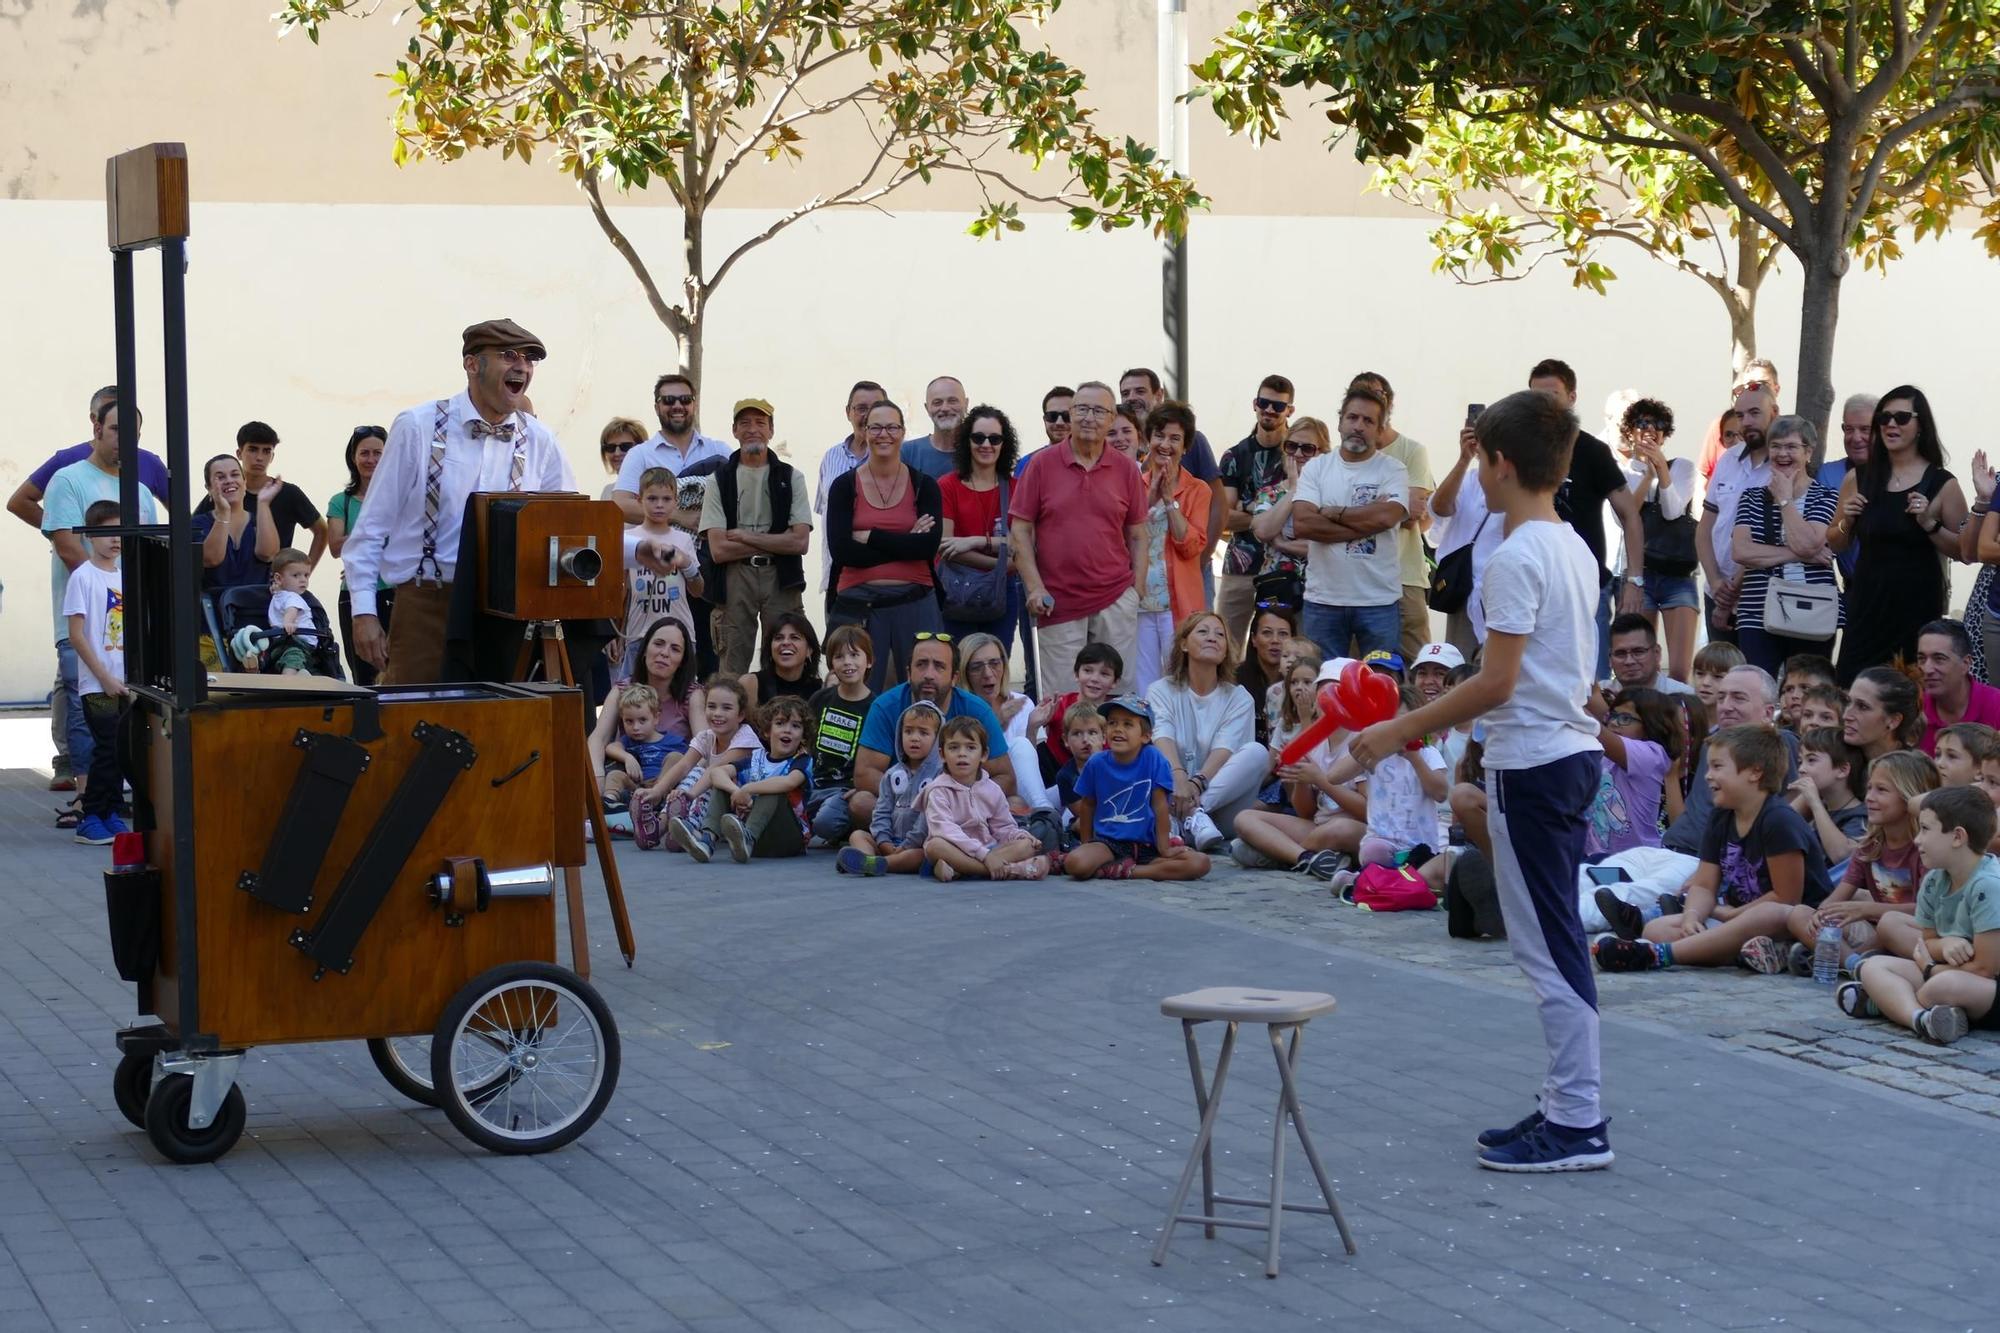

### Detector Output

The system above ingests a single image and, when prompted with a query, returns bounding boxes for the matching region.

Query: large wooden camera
[473,492,625,621]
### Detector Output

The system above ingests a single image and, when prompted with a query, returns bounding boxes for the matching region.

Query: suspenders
[414,400,527,585]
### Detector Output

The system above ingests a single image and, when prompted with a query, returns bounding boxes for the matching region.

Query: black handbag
[1426,515,1488,614]
[936,479,1009,622]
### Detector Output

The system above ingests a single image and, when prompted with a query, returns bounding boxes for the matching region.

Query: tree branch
[1651,90,1816,223]
[1779,36,1839,111]
[1858,0,1954,110]
[582,169,687,338]
[1547,105,1799,248]
[1622,101,1802,247]
[704,132,905,296]
[1850,78,1998,223]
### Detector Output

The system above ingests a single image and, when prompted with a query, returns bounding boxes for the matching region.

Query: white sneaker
[1186,809,1227,853]
[1230,837,1276,869]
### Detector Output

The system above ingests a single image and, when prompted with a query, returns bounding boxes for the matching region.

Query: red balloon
[1334,661,1373,724]
[1355,668,1401,728]
[1276,682,1349,766]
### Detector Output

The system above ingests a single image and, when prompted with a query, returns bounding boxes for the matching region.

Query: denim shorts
[1629,574,1699,613]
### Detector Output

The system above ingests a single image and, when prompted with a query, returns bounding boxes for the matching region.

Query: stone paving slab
[4,765,2000,1329]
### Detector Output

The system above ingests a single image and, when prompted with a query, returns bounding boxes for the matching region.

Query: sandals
[55,800,81,831]
[1002,855,1050,881]
[1835,981,1880,1019]
[1094,858,1137,880]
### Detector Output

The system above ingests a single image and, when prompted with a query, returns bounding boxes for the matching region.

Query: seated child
[1933,722,1997,787]
[1319,686,1450,898]
[266,548,324,675]
[804,624,877,844]
[922,717,1049,881]
[1595,724,1831,972]
[1788,727,1868,869]
[1264,636,1326,740]
[1052,704,1107,832]
[1259,660,1322,808]
[838,700,942,876]
[1030,643,1122,783]
[1847,786,2000,1045]
[1784,749,1934,972]
[1584,686,1678,859]
[1689,641,1746,723]
[601,684,683,834]
[1777,652,1838,730]
[634,675,757,851]
[1794,683,1846,734]
[1981,750,2000,851]
[1065,695,1210,881]
[1233,675,1365,878]
[679,695,813,863]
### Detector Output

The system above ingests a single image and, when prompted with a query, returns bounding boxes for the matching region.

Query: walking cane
[1020,602,1040,702]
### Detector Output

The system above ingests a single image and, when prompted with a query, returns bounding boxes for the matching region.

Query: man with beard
[845,634,1017,828]
[347,318,576,683]
[1915,620,2000,754]
[1284,386,1409,660]
[901,375,967,481]
[612,372,730,524]
[1602,614,1696,697]
[1696,383,1777,644]
[698,398,813,676]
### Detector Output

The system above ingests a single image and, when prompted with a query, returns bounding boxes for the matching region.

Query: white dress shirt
[614,430,730,495]
[815,434,868,585]
[343,391,576,616]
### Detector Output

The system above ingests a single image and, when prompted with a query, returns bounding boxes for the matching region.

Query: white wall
[4,197,1998,701]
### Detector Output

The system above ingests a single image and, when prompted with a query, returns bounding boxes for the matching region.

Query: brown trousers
[380,582,452,685]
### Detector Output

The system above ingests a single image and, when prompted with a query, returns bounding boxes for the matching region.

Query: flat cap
[462,318,547,360]
[733,397,776,421]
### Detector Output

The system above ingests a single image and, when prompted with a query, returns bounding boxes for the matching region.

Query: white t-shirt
[268,589,320,644]
[1704,443,1771,582]
[1477,519,1603,771]
[622,526,696,643]
[1295,450,1409,608]
[1432,466,1506,640]
[1145,678,1258,773]
[61,561,125,695]
[1361,745,1446,850]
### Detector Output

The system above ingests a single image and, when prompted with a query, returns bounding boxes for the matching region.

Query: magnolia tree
[280,0,1200,394]
[1196,0,2000,437]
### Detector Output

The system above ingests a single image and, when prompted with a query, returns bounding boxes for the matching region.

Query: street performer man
[345,319,577,683]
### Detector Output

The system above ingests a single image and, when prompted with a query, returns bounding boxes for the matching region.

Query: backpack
[1351,863,1437,912]
[1445,847,1507,939]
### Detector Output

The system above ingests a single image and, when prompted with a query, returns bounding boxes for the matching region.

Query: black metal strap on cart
[291,721,476,979]
[239,729,370,914]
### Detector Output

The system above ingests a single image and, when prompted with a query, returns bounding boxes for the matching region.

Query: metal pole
[161,236,204,1043]
[112,249,143,687]
[1157,0,1189,400]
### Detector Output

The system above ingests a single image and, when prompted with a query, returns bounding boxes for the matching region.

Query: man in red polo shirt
[1917,619,2000,754]
[1012,380,1148,694]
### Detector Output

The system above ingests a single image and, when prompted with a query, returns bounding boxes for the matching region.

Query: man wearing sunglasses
[346,318,577,683]
[1217,374,1297,644]
[612,372,730,525]
[1013,385,1075,479]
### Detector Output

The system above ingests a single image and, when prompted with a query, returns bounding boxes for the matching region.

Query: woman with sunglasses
[938,406,1022,653]
[326,426,393,684]
[1245,415,1331,615]
[826,399,945,691]
[1133,401,1213,690]
[1830,386,1966,685]
[597,417,646,500]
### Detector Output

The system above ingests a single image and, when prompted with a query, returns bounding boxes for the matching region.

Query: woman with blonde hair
[1143,611,1265,852]
[598,417,648,500]
[1246,415,1331,613]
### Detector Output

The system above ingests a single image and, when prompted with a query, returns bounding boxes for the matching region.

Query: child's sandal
[1835,981,1880,1019]
[1003,856,1049,881]
[1095,858,1136,880]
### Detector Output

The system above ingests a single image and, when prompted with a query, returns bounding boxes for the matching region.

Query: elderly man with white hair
[1660,665,1799,857]
[1820,391,1878,579]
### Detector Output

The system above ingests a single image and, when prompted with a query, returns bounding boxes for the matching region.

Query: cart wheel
[143,1075,246,1164]
[430,961,619,1156]
[367,1037,440,1107]
[113,1050,154,1129]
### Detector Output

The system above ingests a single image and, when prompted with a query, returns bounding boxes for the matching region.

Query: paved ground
[5,738,2000,1330]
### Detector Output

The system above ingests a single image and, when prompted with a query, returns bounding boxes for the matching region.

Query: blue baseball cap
[1102,694,1153,724]
[1364,649,1405,676]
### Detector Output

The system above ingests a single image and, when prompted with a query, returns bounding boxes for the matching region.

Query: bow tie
[468,419,517,442]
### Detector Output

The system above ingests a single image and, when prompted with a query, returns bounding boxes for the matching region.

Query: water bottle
[1812,923,1843,986]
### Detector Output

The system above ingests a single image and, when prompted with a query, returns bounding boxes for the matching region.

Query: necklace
[859,465,906,510]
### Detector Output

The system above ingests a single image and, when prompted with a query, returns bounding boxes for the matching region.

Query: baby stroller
[211,584,345,679]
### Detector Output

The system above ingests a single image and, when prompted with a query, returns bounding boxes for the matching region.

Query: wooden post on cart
[474,492,636,979]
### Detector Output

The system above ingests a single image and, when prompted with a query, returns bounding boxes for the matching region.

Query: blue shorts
[1627,574,1699,613]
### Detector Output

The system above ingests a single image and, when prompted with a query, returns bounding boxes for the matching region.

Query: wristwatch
[1627,574,1646,588]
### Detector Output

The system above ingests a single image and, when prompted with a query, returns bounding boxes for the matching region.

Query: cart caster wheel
[113,1050,154,1129]
[431,961,620,1156]
[143,1075,246,1164]
[368,1037,440,1108]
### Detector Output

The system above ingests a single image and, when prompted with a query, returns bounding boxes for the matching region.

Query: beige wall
[4,2,1998,703]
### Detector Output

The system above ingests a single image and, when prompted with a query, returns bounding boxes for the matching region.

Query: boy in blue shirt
[1064,696,1210,881]
[1351,391,1612,1173]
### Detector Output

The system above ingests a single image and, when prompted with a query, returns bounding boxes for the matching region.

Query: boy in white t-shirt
[62,499,131,845]
[1351,391,1611,1173]
[618,466,701,680]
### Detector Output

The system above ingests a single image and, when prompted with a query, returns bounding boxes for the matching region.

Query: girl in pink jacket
[922,716,1050,881]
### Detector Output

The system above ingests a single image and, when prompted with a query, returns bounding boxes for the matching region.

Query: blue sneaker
[836,847,885,877]
[103,813,132,836]
[1475,1108,1543,1151]
[74,815,115,846]
[1478,1118,1613,1173]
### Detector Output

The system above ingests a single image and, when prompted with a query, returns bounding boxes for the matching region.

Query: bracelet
[1191,773,1211,793]
[1925,520,1943,534]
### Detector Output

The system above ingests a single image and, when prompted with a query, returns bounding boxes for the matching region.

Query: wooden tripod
[513,619,636,978]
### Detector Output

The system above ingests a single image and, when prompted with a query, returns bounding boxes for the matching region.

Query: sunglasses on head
[350,425,386,440]
[1737,379,1768,393]
[1043,410,1069,423]
[1254,396,1292,414]
[1877,409,1917,426]
[914,631,954,644]
[656,393,694,407]
[969,431,1005,446]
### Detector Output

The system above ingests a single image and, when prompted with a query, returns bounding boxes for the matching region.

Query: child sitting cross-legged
[1052,704,1107,839]
[1320,685,1451,901]
[1780,749,1935,975]
[921,716,1050,881]
[635,675,758,852]
[1065,695,1210,881]
[1787,727,1868,870]
[1231,669,1365,881]
[678,695,815,864]
[1844,786,2000,1044]
[1595,724,1832,973]
[599,684,685,837]
[837,700,942,877]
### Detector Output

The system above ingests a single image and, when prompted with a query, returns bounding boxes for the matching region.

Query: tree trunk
[1726,223,1761,373]
[682,200,705,405]
[1794,249,1844,455]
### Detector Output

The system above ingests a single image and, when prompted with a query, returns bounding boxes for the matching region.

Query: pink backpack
[1351,863,1437,912]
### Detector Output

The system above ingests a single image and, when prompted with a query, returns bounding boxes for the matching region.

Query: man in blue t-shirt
[1062,696,1211,882]
[849,635,1013,828]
